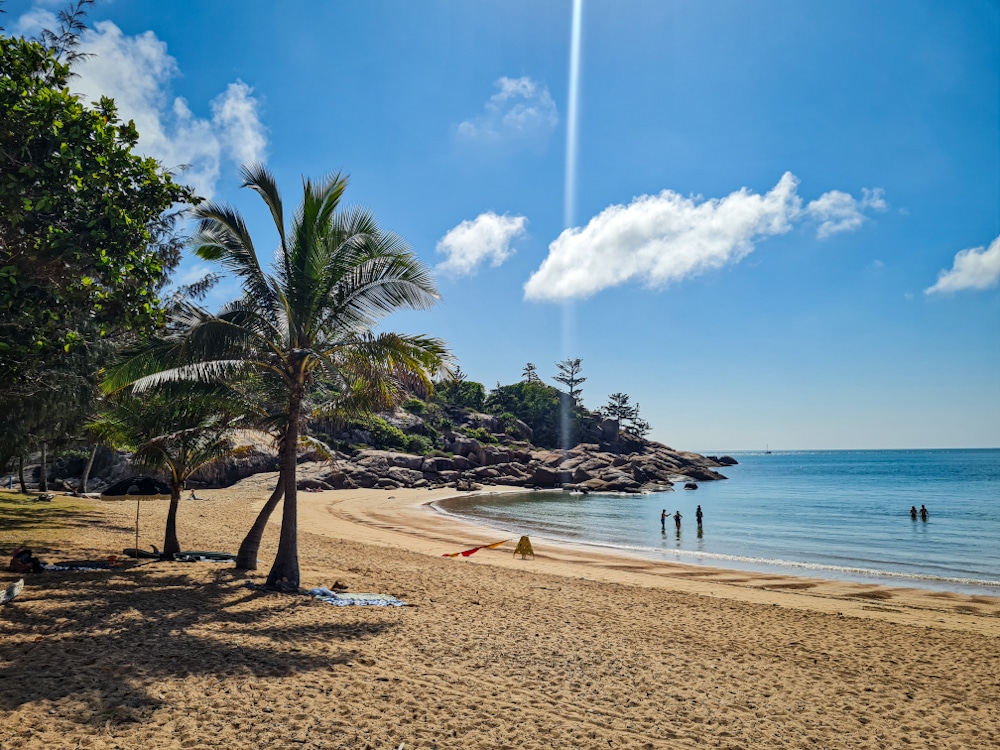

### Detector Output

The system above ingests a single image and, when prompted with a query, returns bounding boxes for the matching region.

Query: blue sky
[9,0,1000,450]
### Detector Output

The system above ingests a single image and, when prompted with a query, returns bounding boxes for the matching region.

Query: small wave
[573,538,1000,589]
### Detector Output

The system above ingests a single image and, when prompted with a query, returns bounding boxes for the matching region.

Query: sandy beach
[2,480,998,749]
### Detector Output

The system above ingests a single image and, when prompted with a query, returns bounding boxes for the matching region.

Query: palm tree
[103,163,451,589]
[232,368,407,572]
[91,385,245,556]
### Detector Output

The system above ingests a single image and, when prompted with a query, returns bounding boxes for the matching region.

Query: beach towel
[173,551,236,563]
[307,588,408,607]
[442,539,509,558]
[42,563,111,572]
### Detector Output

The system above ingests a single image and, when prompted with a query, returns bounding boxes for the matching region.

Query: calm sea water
[436,449,1000,596]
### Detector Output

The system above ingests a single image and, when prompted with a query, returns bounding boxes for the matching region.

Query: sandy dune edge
[1,484,997,749]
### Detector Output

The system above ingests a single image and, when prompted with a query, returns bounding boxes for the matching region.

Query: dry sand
[1,480,998,749]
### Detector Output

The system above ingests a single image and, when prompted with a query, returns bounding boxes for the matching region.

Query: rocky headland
[311,436,735,494]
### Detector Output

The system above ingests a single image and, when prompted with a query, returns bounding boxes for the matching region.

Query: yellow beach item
[513,536,534,560]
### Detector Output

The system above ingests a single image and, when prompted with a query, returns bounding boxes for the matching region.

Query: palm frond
[192,201,276,312]
[240,162,288,254]
[127,360,255,393]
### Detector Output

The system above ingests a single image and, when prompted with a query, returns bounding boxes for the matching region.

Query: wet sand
[1,480,998,749]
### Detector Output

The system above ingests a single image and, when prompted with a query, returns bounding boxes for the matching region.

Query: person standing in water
[673,510,682,530]
[920,505,928,521]
[910,506,918,520]
[695,505,704,529]
[660,509,667,531]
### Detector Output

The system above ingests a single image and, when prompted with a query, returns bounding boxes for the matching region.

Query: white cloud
[19,15,269,198]
[436,212,527,277]
[458,76,558,142]
[12,8,59,36]
[176,263,213,287]
[211,81,267,167]
[925,235,1000,295]
[524,173,802,302]
[806,187,886,239]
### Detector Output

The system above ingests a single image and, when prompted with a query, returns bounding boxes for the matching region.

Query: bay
[436,449,1000,596]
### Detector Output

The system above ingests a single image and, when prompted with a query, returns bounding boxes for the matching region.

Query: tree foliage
[553,357,586,403]
[602,392,636,424]
[602,392,651,438]
[434,378,486,410]
[92,384,244,555]
[0,34,195,387]
[484,381,574,449]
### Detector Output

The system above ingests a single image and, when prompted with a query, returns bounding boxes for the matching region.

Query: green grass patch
[0,490,99,551]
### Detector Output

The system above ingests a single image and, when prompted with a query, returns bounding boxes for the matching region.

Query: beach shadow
[0,500,107,540]
[0,566,399,724]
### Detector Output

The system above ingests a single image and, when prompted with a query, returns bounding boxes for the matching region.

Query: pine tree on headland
[630,404,651,439]
[522,362,542,383]
[602,392,636,424]
[602,393,652,438]
[553,357,586,403]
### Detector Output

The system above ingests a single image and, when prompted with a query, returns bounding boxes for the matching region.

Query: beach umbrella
[100,476,171,557]
[100,476,171,500]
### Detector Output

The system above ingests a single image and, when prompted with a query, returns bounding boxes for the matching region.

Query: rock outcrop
[303,439,728,494]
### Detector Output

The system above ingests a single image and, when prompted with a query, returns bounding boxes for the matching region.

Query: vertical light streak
[564,0,583,231]
[561,0,583,450]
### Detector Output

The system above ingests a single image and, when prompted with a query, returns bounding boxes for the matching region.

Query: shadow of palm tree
[0,565,399,725]
[0,505,106,534]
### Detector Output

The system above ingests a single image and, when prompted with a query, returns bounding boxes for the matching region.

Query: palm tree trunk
[80,445,97,493]
[266,393,302,590]
[162,486,182,558]
[39,441,48,492]
[18,454,26,493]
[235,475,284,571]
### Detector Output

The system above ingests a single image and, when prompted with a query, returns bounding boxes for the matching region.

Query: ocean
[436,449,1000,596]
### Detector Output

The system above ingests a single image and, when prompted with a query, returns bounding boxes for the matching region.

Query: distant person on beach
[673,510,682,530]
[920,505,928,521]
[188,490,200,501]
[696,505,703,529]
[910,506,917,520]
[661,509,667,531]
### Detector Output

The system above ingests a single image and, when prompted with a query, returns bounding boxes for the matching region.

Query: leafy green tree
[553,357,586,403]
[434,378,486,410]
[484,381,575,448]
[104,164,451,589]
[0,34,195,390]
[0,328,110,491]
